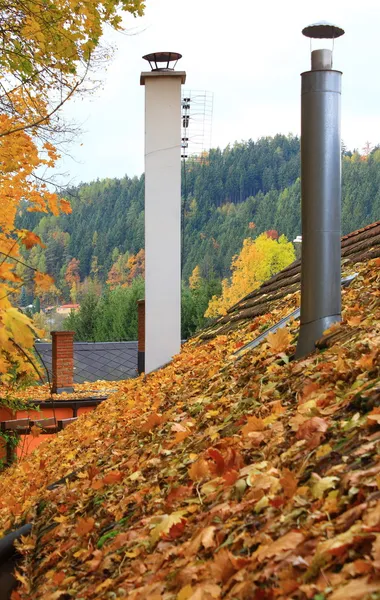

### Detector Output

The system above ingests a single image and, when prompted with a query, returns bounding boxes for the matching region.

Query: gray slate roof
[34,342,138,384]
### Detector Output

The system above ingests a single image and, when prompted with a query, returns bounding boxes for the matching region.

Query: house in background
[56,303,80,315]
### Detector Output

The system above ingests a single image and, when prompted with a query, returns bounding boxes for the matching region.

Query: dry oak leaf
[367,407,380,426]
[267,327,291,353]
[189,458,210,482]
[187,583,222,600]
[256,530,305,562]
[210,549,238,584]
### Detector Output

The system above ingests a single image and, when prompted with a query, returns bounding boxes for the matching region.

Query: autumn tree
[0,0,144,386]
[65,258,81,302]
[205,233,296,317]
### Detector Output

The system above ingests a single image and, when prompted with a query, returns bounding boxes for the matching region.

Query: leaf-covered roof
[200,220,380,340]
[0,224,379,600]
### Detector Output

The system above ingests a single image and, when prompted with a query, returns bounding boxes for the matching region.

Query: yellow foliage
[0,0,145,385]
[189,265,201,290]
[205,233,295,317]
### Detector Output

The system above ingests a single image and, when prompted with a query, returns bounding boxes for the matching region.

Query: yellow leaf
[267,327,291,353]
[311,475,339,499]
[177,585,194,600]
[150,512,187,543]
[4,307,34,347]
[0,263,22,282]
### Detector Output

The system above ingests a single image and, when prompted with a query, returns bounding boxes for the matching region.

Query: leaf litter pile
[0,258,379,600]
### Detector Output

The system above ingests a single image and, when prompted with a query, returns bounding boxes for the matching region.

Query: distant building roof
[35,341,138,383]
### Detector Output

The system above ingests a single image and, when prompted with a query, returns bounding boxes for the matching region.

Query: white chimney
[140,52,186,373]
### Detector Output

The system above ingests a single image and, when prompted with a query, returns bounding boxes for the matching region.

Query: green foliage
[65,278,145,341]
[181,276,222,339]
[17,135,379,314]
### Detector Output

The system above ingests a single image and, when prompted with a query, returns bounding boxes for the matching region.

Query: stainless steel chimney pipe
[296,23,344,358]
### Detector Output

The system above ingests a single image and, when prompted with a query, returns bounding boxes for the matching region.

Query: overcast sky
[56,0,380,186]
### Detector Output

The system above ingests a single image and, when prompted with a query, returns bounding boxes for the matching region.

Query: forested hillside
[18,134,379,308]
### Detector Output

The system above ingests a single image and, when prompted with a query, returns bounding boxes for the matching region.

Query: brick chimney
[137,300,145,374]
[51,331,75,393]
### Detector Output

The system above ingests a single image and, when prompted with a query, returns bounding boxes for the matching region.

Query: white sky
[56,0,380,185]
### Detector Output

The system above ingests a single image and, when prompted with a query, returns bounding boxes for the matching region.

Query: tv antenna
[180,90,214,275]
[181,90,213,162]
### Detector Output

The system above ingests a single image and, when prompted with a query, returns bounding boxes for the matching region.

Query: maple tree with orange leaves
[0,0,145,387]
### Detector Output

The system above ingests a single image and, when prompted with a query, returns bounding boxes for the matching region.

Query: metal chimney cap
[142,52,182,71]
[302,21,345,39]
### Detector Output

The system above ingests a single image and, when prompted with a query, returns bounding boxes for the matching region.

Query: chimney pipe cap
[142,51,182,71]
[302,21,345,39]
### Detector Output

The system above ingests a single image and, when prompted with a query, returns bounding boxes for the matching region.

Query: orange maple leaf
[34,271,54,291]
[241,416,265,437]
[188,458,210,482]
[267,327,291,353]
[75,517,95,536]
[140,412,164,432]
[19,230,45,250]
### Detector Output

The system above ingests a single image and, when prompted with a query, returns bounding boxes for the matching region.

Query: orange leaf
[280,468,298,499]
[188,458,210,482]
[52,571,66,585]
[223,469,239,486]
[241,416,265,437]
[296,417,328,441]
[0,263,22,283]
[34,271,54,291]
[75,517,95,536]
[102,471,123,485]
[173,430,191,444]
[19,230,45,249]
[166,485,192,507]
[140,412,164,432]
[60,198,72,214]
[207,448,225,476]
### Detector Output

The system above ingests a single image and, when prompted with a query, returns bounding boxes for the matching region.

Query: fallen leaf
[311,474,340,499]
[75,517,95,536]
[280,468,298,499]
[267,327,291,353]
[241,416,265,437]
[189,458,210,482]
[141,412,165,432]
[329,576,380,600]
